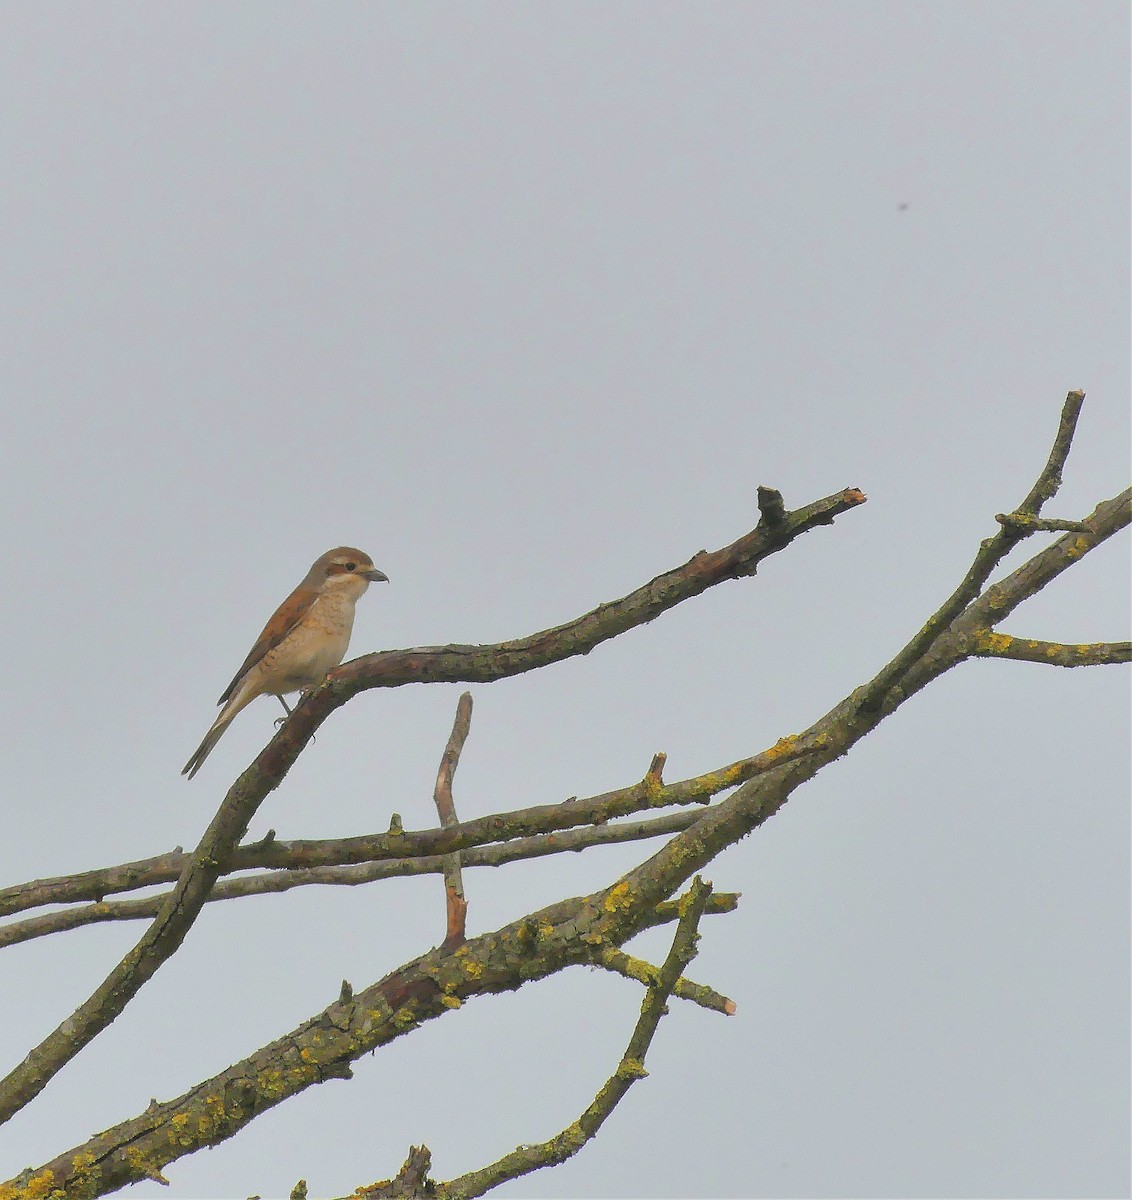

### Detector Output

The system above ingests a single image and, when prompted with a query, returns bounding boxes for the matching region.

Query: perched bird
[182,547,388,779]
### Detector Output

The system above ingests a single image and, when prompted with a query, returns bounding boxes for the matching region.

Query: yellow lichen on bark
[603,881,632,913]
[0,1170,57,1200]
[765,734,800,760]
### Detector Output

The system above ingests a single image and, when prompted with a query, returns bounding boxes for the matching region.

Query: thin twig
[433,693,473,948]
[595,944,736,1015]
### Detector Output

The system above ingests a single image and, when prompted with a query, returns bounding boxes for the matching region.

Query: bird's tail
[182,711,235,779]
[182,685,257,779]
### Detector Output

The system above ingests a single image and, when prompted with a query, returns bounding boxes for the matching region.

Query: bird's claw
[274,714,314,744]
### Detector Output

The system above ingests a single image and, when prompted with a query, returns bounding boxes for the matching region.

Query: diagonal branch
[570,453,1129,966]
[856,390,1085,714]
[0,762,277,1127]
[888,487,1132,703]
[0,489,861,1126]
[431,877,715,1199]
[330,881,723,1200]
[4,396,1121,1196]
[265,488,867,774]
[3,888,736,1197]
[959,488,1131,632]
[6,423,1118,1194]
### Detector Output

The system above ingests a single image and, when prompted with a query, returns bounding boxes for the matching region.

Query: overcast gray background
[0,4,1128,1198]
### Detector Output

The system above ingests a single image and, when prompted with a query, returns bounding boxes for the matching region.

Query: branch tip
[995,512,1089,533]
[756,486,787,528]
[356,1146,433,1198]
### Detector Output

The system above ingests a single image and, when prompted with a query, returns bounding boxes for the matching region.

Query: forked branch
[0,488,861,1127]
[2,393,1125,1200]
[430,877,716,1199]
[856,390,1086,713]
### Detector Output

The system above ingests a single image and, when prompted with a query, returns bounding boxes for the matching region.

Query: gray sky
[1,4,1128,1197]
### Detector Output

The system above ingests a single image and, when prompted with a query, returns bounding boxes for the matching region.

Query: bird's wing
[216,582,320,705]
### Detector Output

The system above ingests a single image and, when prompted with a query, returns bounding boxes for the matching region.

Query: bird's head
[308,547,389,593]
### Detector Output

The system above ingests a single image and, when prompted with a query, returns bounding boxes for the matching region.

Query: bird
[182,547,389,779]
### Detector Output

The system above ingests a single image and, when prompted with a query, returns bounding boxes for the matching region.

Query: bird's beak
[365,568,389,583]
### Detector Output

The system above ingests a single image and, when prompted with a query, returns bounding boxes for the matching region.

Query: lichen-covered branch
[2,397,1124,1199]
[892,487,1132,704]
[994,512,1090,533]
[431,877,715,1199]
[960,488,1131,631]
[0,810,715,950]
[970,632,1131,668]
[856,390,1085,713]
[0,729,802,945]
[328,886,728,1200]
[0,492,859,1127]
[0,740,811,922]
[595,944,736,1015]
[0,887,734,1199]
[349,1146,433,1198]
[554,436,1129,986]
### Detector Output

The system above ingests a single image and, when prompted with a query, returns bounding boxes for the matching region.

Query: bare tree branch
[0,737,811,923]
[994,512,1090,533]
[961,488,1131,631]
[595,944,736,1015]
[324,897,732,1200]
[574,464,1128,973]
[2,887,734,1197]
[0,810,718,950]
[856,390,1085,714]
[348,1146,433,1198]
[5,447,1122,1193]
[266,488,867,774]
[970,632,1131,668]
[0,494,860,1126]
[431,877,715,1199]
[892,488,1132,704]
[2,397,1124,1197]
[433,693,472,948]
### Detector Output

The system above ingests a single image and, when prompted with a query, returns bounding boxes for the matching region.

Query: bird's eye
[345,562,357,571]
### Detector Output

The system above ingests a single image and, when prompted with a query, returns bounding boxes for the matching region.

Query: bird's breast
[258,592,359,695]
